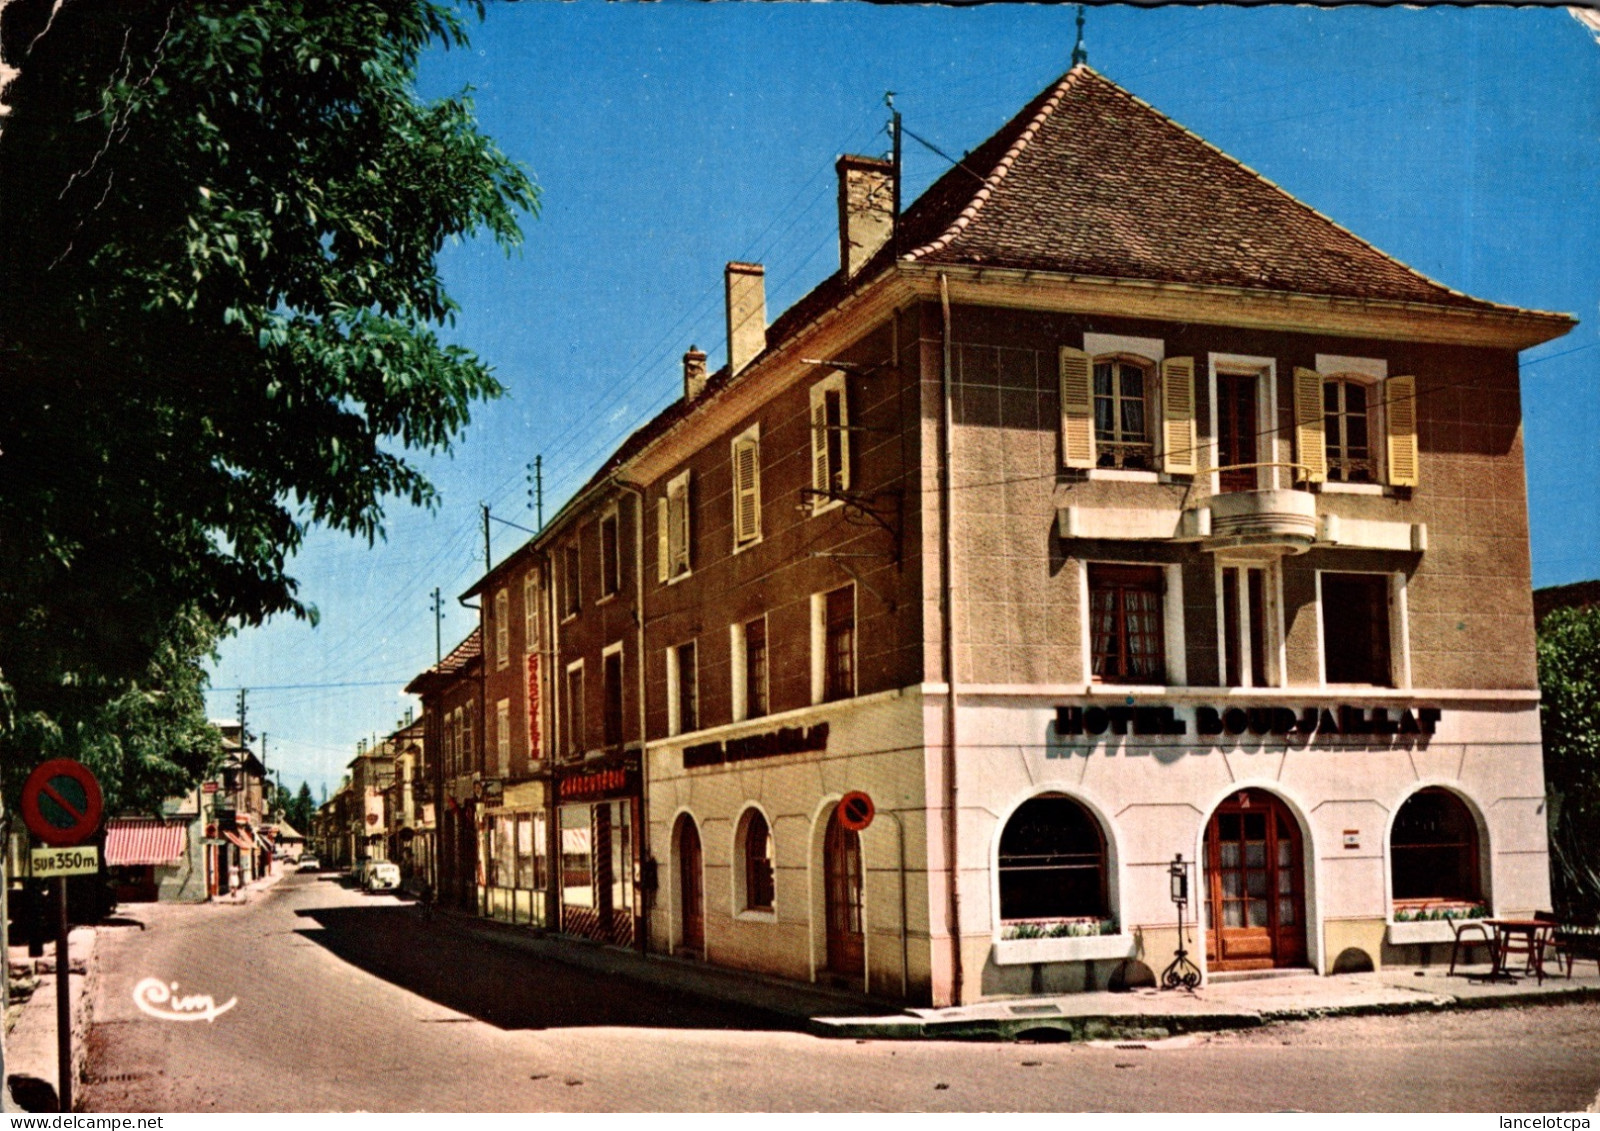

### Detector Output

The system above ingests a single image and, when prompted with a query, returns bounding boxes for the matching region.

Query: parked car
[363,861,401,893]
[296,855,321,872]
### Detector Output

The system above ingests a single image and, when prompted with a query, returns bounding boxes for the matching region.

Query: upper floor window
[657,470,692,582]
[1088,564,1165,684]
[1295,363,1417,488]
[562,544,581,619]
[1060,346,1195,476]
[602,646,624,748]
[668,640,698,736]
[462,701,475,772]
[809,374,849,511]
[523,570,540,653]
[564,662,585,759]
[600,509,621,598]
[1220,564,1274,688]
[494,588,510,669]
[1320,572,1393,686]
[813,585,855,703]
[744,616,768,720]
[732,425,762,549]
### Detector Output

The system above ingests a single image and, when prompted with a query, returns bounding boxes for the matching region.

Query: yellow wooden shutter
[1059,347,1094,468]
[656,497,670,583]
[1293,366,1326,484]
[673,472,691,575]
[833,387,850,492]
[1160,356,1196,475]
[810,391,829,500]
[734,437,760,545]
[1386,375,1419,487]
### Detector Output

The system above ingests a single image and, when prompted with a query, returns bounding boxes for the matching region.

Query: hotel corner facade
[410,67,1574,1007]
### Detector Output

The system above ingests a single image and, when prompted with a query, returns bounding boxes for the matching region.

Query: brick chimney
[836,154,895,278]
[682,345,709,402]
[725,262,766,377]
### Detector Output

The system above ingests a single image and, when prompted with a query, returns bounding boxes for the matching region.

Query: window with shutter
[1059,347,1095,469]
[523,571,539,652]
[663,469,692,581]
[599,509,620,597]
[1293,367,1328,484]
[1386,376,1419,488]
[1161,356,1197,475]
[494,588,509,669]
[808,374,849,512]
[732,426,761,549]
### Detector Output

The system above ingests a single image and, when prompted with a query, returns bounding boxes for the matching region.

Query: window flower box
[1388,901,1488,946]
[993,918,1133,966]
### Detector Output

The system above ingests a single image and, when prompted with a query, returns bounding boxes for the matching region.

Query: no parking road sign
[21,758,104,847]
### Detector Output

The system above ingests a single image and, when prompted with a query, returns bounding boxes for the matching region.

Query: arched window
[741,809,775,912]
[1093,357,1153,470]
[1391,788,1481,904]
[998,795,1108,922]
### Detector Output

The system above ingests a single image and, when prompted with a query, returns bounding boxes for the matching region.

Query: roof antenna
[1071,4,1088,67]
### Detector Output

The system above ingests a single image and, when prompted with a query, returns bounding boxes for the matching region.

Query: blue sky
[206,3,1600,801]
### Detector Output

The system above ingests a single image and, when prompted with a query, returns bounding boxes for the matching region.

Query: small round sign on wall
[21,759,105,847]
[837,790,875,832]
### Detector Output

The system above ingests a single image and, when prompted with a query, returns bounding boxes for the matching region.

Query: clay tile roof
[404,628,482,694]
[898,65,1517,312]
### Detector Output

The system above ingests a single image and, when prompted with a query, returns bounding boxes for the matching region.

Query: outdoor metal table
[1485,918,1555,983]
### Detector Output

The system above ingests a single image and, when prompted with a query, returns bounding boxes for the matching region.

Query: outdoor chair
[1448,920,1498,976]
[1542,911,1600,979]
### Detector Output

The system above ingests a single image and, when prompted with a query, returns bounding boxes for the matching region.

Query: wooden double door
[676,815,704,955]
[1204,789,1308,970]
[824,810,865,976]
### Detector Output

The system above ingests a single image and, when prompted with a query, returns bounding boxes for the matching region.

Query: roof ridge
[902,66,1087,263]
[1092,69,1507,311]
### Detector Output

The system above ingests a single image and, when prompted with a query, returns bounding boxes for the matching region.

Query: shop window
[1391,788,1481,905]
[600,509,621,598]
[668,640,697,736]
[657,470,692,582]
[812,585,855,703]
[602,646,624,749]
[739,808,775,913]
[1321,572,1393,686]
[494,588,510,669]
[809,374,849,511]
[998,795,1109,923]
[1088,564,1165,684]
[564,662,585,758]
[732,426,762,549]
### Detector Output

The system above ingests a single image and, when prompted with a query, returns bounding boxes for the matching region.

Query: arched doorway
[824,808,864,976]
[674,814,704,956]
[1204,788,1308,971]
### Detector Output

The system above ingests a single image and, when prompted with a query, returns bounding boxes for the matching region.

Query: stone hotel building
[412,66,1574,1006]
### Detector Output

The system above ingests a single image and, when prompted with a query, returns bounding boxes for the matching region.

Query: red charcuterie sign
[21,759,105,847]
[838,791,875,832]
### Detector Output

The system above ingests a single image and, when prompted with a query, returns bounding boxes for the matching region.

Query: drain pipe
[939,272,963,1006]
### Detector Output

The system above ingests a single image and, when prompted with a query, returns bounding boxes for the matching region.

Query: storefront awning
[105,818,188,867]
[223,829,254,851]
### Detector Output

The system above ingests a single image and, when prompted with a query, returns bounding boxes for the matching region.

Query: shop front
[963,692,1550,997]
[480,779,549,927]
[555,761,641,947]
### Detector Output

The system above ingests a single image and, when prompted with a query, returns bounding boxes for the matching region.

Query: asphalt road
[80,872,1600,1112]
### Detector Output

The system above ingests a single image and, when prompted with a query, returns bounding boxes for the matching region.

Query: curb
[3,926,97,1112]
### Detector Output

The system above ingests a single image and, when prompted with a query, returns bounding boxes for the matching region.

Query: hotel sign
[1054,704,1443,741]
[683,722,830,770]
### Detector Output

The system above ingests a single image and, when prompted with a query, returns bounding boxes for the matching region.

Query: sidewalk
[429,908,1600,1042]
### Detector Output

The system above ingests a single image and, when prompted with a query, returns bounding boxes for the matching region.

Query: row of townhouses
[376,67,1572,1006]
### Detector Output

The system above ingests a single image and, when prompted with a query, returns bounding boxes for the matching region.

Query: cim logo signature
[133,976,237,1023]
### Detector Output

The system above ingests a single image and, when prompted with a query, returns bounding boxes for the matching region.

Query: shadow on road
[292,904,800,1034]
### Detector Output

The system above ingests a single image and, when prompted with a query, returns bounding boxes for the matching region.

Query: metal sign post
[20,759,105,1112]
[1161,852,1201,990]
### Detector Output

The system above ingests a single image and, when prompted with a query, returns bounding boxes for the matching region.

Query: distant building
[1534,580,1600,627]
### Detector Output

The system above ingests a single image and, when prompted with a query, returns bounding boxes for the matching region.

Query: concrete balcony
[1201,488,1318,556]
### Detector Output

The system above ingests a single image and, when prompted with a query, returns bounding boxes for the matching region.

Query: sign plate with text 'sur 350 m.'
[20,757,105,847]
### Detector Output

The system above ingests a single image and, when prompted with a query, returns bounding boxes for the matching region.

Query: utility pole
[481,502,492,572]
[431,587,443,663]
[236,688,248,740]
[533,456,544,530]
[887,91,902,254]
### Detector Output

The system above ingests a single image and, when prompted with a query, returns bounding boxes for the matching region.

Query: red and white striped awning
[223,829,254,851]
[104,818,188,867]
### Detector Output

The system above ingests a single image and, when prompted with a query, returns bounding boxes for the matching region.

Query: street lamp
[1161,852,1201,990]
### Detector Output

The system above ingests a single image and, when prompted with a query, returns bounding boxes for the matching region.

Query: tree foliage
[0,0,535,809]
[1537,605,1600,917]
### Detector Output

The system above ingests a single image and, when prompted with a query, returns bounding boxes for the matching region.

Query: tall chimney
[836,154,895,278]
[725,261,766,377]
[682,344,708,402]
